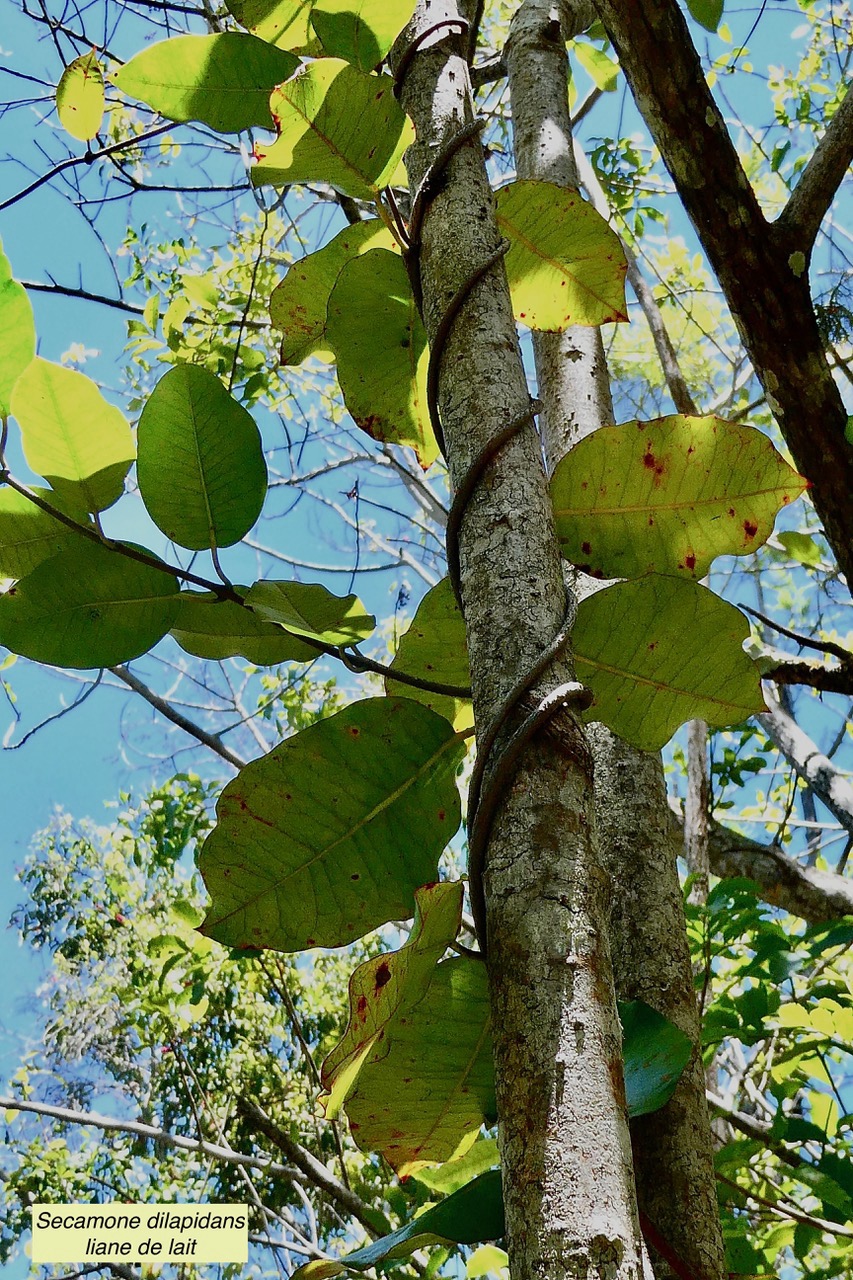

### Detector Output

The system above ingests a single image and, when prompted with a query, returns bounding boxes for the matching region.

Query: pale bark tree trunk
[506,6,726,1278]
[392,6,645,1277]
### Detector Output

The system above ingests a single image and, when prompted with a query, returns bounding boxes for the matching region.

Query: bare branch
[759,693,853,836]
[110,666,247,769]
[778,86,853,250]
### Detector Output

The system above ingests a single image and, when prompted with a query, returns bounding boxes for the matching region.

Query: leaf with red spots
[574,575,765,750]
[198,698,464,951]
[320,881,463,1119]
[495,180,628,330]
[551,415,807,579]
[385,578,472,730]
[325,248,437,465]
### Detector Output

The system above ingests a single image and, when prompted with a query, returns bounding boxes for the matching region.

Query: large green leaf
[225,0,318,51]
[325,249,435,464]
[170,591,316,664]
[198,698,464,951]
[0,488,91,580]
[114,34,299,133]
[343,957,495,1174]
[310,0,416,71]
[10,358,134,513]
[136,364,267,551]
[620,1000,692,1117]
[56,52,104,141]
[385,578,472,729]
[494,180,627,330]
[0,242,36,420]
[0,540,179,668]
[252,60,411,199]
[686,0,724,32]
[270,219,397,365]
[574,576,764,750]
[245,580,375,645]
[551,416,806,579]
[321,881,464,1117]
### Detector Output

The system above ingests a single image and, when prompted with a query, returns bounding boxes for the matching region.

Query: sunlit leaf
[495,180,627,330]
[10,358,134,513]
[0,240,36,419]
[574,576,765,750]
[253,59,411,199]
[170,591,316,664]
[198,698,464,951]
[386,578,472,729]
[320,881,464,1118]
[225,0,318,51]
[114,34,299,132]
[56,52,105,141]
[311,0,416,71]
[412,1138,500,1194]
[0,488,91,579]
[245,579,375,645]
[572,41,619,92]
[270,219,397,365]
[325,248,435,464]
[0,540,178,668]
[551,416,806,579]
[136,364,267,551]
[776,530,823,568]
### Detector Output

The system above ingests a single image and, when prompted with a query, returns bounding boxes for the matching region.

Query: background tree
[1,1,852,1278]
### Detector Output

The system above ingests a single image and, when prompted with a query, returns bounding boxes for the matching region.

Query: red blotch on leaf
[581,541,591,555]
[356,995,368,1021]
[743,520,759,540]
[349,725,360,737]
[685,553,696,571]
[375,961,392,992]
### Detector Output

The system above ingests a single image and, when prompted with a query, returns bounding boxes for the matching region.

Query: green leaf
[620,1000,692,1117]
[494,180,627,330]
[572,41,619,92]
[413,1138,500,1194]
[320,881,464,1118]
[253,59,411,199]
[0,241,36,419]
[0,540,179,668]
[225,0,318,51]
[343,956,495,1174]
[325,249,435,464]
[686,0,724,32]
[56,52,105,141]
[114,34,299,133]
[574,576,764,750]
[291,1171,505,1280]
[170,591,316,664]
[198,698,464,951]
[0,488,91,579]
[310,0,416,71]
[467,1245,509,1278]
[270,219,397,365]
[10,358,135,513]
[136,364,267,551]
[776,530,823,568]
[551,416,806,579]
[244,580,375,645]
[386,578,472,729]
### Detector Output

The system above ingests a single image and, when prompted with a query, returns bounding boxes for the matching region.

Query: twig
[778,85,853,250]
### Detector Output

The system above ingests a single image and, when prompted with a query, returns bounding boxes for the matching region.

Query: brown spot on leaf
[581,541,591,555]
[685,553,696,571]
[743,520,758,540]
[375,961,392,992]
[349,725,360,737]
[357,995,368,1020]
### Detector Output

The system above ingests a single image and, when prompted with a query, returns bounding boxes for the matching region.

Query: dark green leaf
[686,0,724,32]
[0,487,91,579]
[244,580,375,645]
[170,591,316,664]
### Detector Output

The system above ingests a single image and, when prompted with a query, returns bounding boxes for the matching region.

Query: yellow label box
[31,1204,249,1264]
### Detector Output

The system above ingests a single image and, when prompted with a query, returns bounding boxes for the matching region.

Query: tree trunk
[506,6,726,1278]
[392,6,645,1277]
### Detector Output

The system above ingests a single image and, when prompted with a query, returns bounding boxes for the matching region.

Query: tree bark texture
[392,6,644,1277]
[593,0,853,591]
[506,7,726,1278]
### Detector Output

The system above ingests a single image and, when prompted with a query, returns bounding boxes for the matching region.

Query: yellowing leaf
[0,239,36,418]
[310,0,416,71]
[56,52,105,142]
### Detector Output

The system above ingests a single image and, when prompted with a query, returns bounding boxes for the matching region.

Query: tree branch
[778,85,853,249]
[759,693,853,836]
[110,666,247,769]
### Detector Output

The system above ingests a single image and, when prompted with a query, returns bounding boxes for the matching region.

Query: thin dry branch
[778,85,853,249]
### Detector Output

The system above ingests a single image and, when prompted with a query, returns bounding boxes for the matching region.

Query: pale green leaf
[467,1245,509,1278]
[0,540,179,668]
[325,248,435,464]
[0,488,91,579]
[343,956,495,1174]
[244,579,375,645]
[686,0,724,32]
[574,576,765,750]
[270,219,397,365]
[198,697,464,951]
[253,59,412,199]
[136,364,267,551]
[551,416,806,579]
[114,34,299,133]
[413,1138,500,1194]
[10,358,134,513]
[311,0,416,71]
[572,41,618,92]
[56,52,105,141]
[170,591,316,664]
[386,578,472,729]
[225,0,318,51]
[0,240,36,419]
[776,530,823,568]
[320,881,464,1118]
[495,180,627,330]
